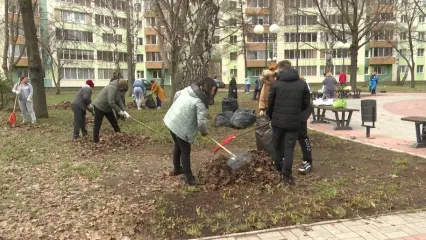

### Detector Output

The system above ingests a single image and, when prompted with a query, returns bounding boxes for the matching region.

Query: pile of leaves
[198,151,281,190]
[73,130,151,157]
[127,101,146,109]
[49,101,72,110]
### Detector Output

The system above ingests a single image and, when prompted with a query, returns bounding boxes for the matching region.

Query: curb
[307,126,426,160]
[191,209,426,240]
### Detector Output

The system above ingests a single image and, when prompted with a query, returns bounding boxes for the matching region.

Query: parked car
[135,79,151,90]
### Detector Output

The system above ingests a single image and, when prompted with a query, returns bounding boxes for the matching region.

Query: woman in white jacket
[12,76,36,124]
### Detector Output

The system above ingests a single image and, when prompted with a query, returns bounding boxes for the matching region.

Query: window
[62,68,95,80]
[61,10,87,24]
[296,66,317,76]
[230,52,238,60]
[213,36,220,44]
[102,33,122,43]
[98,69,113,79]
[252,68,263,76]
[284,15,317,26]
[138,38,144,45]
[247,33,268,42]
[16,68,29,78]
[137,54,144,62]
[248,15,269,25]
[230,69,237,77]
[371,30,394,41]
[364,67,369,75]
[146,52,162,61]
[420,16,426,23]
[417,65,424,73]
[56,29,93,42]
[94,0,126,10]
[97,51,128,62]
[57,0,91,7]
[137,71,145,78]
[146,35,157,44]
[229,0,237,8]
[229,18,237,27]
[400,32,407,41]
[152,70,162,79]
[400,49,408,57]
[398,65,408,73]
[373,66,386,75]
[247,51,266,60]
[230,36,238,43]
[95,15,126,27]
[319,49,349,58]
[8,44,27,58]
[379,13,394,21]
[59,49,94,61]
[418,48,424,57]
[419,32,425,40]
[249,0,269,7]
[284,32,318,42]
[145,17,156,26]
[370,47,393,57]
[285,49,316,59]
[401,15,407,23]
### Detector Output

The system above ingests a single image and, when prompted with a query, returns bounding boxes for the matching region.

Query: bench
[311,105,359,130]
[401,116,426,148]
[337,89,350,99]
[351,88,362,98]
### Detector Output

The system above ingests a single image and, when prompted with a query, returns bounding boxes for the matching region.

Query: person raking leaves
[71,80,95,139]
[12,76,36,124]
[163,77,217,186]
[92,78,130,143]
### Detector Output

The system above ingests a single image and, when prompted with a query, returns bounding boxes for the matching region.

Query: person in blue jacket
[133,79,146,110]
[369,72,379,95]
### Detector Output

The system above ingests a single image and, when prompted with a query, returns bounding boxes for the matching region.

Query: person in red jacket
[338,72,347,87]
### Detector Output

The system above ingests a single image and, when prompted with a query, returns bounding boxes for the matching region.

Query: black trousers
[298,121,313,164]
[170,131,193,179]
[72,104,87,138]
[252,88,260,100]
[93,106,121,143]
[272,127,299,177]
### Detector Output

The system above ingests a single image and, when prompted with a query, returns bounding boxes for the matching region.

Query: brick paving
[193,211,426,240]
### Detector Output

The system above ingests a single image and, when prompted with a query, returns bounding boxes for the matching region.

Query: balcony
[245,8,270,15]
[247,60,266,68]
[146,62,162,69]
[144,28,157,34]
[145,45,159,52]
[16,58,29,67]
[376,5,395,13]
[246,42,271,51]
[370,41,396,48]
[369,57,396,65]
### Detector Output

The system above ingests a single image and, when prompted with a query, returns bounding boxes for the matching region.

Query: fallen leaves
[48,101,72,110]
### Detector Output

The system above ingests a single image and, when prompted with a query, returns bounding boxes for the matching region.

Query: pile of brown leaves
[73,130,151,157]
[198,151,281,190]
[49,101,72,110]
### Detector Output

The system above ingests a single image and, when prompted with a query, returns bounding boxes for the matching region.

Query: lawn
[1,88,426,240]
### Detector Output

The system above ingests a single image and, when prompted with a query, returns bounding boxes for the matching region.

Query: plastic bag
[215,111,234,127]
[230,108,256,129]
[333,99,347,109]
[145,94,157,109]
[343,86,352,91]
[227,152,253,170]
[222,98,239,112]
[255,117,274,157]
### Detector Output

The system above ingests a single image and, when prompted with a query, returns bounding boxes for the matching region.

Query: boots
[184,174,202,186]
[170,166,184,176]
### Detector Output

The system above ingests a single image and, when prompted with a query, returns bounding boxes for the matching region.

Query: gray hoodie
[93,80,125,113]
[72,85,92,111]
[322,76,338,93]
[12,83,33,101]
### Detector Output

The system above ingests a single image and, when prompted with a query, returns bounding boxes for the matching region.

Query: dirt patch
[49,101,72,110]
[139,132,426,239]
[72,130,152,157]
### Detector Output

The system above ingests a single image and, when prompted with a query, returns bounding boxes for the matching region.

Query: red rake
[213,121,270,153]
[8,94,18,128]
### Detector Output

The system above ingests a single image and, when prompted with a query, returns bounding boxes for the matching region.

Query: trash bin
[361,99,376,137]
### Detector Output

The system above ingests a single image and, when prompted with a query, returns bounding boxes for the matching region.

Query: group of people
[132,79,165,110]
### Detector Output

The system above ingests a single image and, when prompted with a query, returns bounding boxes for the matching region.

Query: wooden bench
[311,105,359,130]
[351,88,362,98]
[337,89,350,99]
[401,116,426,148]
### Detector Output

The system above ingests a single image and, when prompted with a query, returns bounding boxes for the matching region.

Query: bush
[0,74,13,110]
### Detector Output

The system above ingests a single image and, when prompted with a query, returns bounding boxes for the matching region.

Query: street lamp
[254,23,279,67]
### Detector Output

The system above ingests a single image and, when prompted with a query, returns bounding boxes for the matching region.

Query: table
[311,105,359,130]
[401,116,426,148]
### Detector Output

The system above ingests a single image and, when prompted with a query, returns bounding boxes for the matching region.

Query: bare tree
[312,0,394,88]
[19,0,48,118]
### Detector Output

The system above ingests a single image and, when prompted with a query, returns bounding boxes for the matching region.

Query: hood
[109,80,119,87]
[83,84,91,89]
[277,69,299,82]
[189,83,210,109]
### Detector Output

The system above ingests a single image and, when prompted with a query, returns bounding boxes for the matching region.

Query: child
[92,78,130,143]
[71,80,94,139]
[150,80,165,109]
[163,77,217,185]
[133,79,146,110]
[12,76,36,124]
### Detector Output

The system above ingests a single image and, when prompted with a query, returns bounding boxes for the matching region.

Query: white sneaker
[157,107,161,110]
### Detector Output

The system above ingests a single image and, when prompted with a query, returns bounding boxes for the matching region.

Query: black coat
[228,78,238,99]
[266,69,310,130]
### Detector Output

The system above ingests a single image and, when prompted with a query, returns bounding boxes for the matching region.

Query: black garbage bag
[222,98,239,112]
[230,108,256,129]
[255,116,274,157]
[145,94,157,109]
[215,111,234,127]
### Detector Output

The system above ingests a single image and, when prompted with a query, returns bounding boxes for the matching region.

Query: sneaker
[157,107,161,110]
[298,161,313,175]
[282,175,296,186]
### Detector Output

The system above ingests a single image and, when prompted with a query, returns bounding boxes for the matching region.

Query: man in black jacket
[267,60,310,185]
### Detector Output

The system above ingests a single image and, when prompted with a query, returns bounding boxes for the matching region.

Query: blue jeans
[245,84,250,92]
[156,96,162,107]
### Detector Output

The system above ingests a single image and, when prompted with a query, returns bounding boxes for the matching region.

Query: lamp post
[254,23,279,68]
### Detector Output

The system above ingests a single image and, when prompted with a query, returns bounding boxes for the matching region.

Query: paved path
[308,93,426,157]
[194,211,426,240]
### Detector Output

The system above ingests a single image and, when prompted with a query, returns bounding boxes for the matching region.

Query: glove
[15,90,20,95]
[259,110,264,116]
[123,111,130,118]
[27,97,32,102]
[87,104,93,110]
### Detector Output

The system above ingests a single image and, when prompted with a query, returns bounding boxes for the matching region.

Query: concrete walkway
[194,211,426,240]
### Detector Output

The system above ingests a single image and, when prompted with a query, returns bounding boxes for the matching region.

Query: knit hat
[117,78,128,92]
[86,80,94,88]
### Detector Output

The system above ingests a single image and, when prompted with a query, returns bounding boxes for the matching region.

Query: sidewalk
[194,210,426,240]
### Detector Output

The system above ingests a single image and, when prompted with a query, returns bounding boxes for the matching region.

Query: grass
[1,88,426,240]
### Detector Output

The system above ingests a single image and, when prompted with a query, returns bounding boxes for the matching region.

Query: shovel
[207,136,253,170]
[8,94,18,127]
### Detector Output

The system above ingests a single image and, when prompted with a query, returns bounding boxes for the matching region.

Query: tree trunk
[239,0,248,78]
[410,65,415,88]
[126,1,135,95]
[396,64,401,86]
[2,0,10,76]
[349,40,358,89]
[19,0,48,118]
